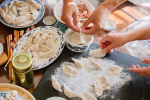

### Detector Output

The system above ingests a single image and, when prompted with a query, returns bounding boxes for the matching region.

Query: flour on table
[53,57,132,100]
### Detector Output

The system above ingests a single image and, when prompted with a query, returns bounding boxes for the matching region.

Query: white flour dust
[53,57,132,100]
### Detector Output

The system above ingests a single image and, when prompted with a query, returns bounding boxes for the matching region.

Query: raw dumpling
[22,38,32,48]
[95,79,103,97]
[30,44,39,52]
[51,76,62,92]
[17,7,30,12]
[89,49,106,58]
[25,0,42,9]
[62,65,79,77]
[18,20,33,27]
[11,6,19,17]
[0,8,6,18]
[13,16,30,25]
[45,38,55,50]
[98,75,110,90]
[3,15,15,24]
[33,33,41,44]
[64,84,79,98]
[19,12,31,16]
[7,11,16,17]
[69,31,90,45]
[6,90,18,100]
[107,65,123,75]
[32,11,39,20]
[91,59,103,68]
[39,45,51,52]
[39,50,55,58]
[72,58,84,68]
[80,91,97,100]
[36,34,48,45]
[3,4,9,13]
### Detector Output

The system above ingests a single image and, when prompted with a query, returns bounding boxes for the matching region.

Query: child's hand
[128,59,150,77]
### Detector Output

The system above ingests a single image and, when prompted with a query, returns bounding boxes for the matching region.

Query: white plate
[0,0,45,28]
[13,26,65,70]
[0,43,3,56]
[0,91,25,100]
[46,97,66,100]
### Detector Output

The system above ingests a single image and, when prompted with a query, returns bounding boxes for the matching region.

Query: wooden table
[0,0,149,94]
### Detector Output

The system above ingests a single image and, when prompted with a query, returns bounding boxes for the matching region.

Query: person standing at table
[61,0,150,77]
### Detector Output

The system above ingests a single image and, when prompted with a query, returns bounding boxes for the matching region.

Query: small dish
[65,28,93,52]
[105,19,116,31]
[0,43,3,56]
[42,15,57,26]
[46,97,66,100]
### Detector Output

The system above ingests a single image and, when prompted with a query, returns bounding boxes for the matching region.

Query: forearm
[126,24,150,42]
[99,0,127,12]
[63,0,74,4]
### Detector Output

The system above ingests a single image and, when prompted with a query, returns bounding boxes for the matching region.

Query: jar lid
[12,53,32,73]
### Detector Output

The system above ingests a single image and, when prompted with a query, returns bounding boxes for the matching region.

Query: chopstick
[20,30,24,38]
[25,24,36,34]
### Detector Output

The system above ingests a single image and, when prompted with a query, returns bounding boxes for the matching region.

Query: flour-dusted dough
[64,84,79,98]
[62,64,79,77]
[91,59,103,68]
[94,79,103,97]
[51,76,62,92]
[72,58,84,68]
[98,75,110,90]
[89,49,106,58]
[107,65,123,75]
[80,91,97,100]
[69,31,90,45]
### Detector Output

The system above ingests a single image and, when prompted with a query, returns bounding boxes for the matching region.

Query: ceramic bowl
[46,97,66,100]
[0,43,3,56]
[42,15,57,26]
[54,0,95,24]
[105,19,116,31]
[64,28,93,52]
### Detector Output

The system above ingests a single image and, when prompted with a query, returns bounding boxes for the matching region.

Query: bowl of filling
[64,28,93,52]
[54,0,95,25]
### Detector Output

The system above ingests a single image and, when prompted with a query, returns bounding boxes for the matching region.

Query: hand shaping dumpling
[98,75,110,90]
[91,59,103,68]
[80,91,97,100]
[51,76,62,92]
[107,65,123,75]
[89,49,106,58]
[94,79,103,97]
[62,65,79,77]
[64,84,79,98]
[72,58,84,68]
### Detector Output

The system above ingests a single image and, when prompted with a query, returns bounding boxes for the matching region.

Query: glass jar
[12,53,34,88]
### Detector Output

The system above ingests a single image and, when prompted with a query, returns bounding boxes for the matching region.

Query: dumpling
[98,75,110,90]
[10,1,16,7]
[7,10,16,17]
[39,50,55,58]
[19,12,31,16]
[33,33,41,44]
[107,65,123,75]
[3,4,9,13]
[45,38,55,50]
[91,59,103,68]
[36,34,48,45]
[25,0,42,9]
[30,44,39,52]
[10,90,18,98]
[89,49,106,58]
[22,38,32,48]
[6,90,18,100]
[62,64,79,77]
[51,76,62,92]
[11,6,19,17]
[0,8,6,18]
[3,15,15,24]
[18,20,33,27]
[32,11,39,20]
[72,58,84,68]
[80,91,97,100]
[39,45,51,52]
[17,7,30,12]
[13,16,30,25]
[64,84,79,98]
[94,79,103,97]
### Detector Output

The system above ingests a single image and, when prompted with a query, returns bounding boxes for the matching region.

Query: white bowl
[54,0,95,24]
[42,15,57,26]
[46,97,66,100]
[0,43,3,56]
[65,28,93,52]
[105,19,116,31]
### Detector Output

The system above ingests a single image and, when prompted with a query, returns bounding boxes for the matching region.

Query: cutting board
[33,43,150,100]
[0,52,8,66]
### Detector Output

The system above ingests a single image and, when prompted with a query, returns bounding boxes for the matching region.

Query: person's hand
[128,59,150,77]
[81,5,110,36]
[99,33,129,53]
[61,0,79,32]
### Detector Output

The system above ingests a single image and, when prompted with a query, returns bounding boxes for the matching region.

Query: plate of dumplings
[13,26,65,70]
[0,0,45,28]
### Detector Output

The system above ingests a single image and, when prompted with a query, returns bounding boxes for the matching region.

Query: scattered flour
[53,57,132,100]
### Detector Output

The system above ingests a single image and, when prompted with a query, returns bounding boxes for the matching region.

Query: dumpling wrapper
[51,76,62,92]
[69,31,90,45]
